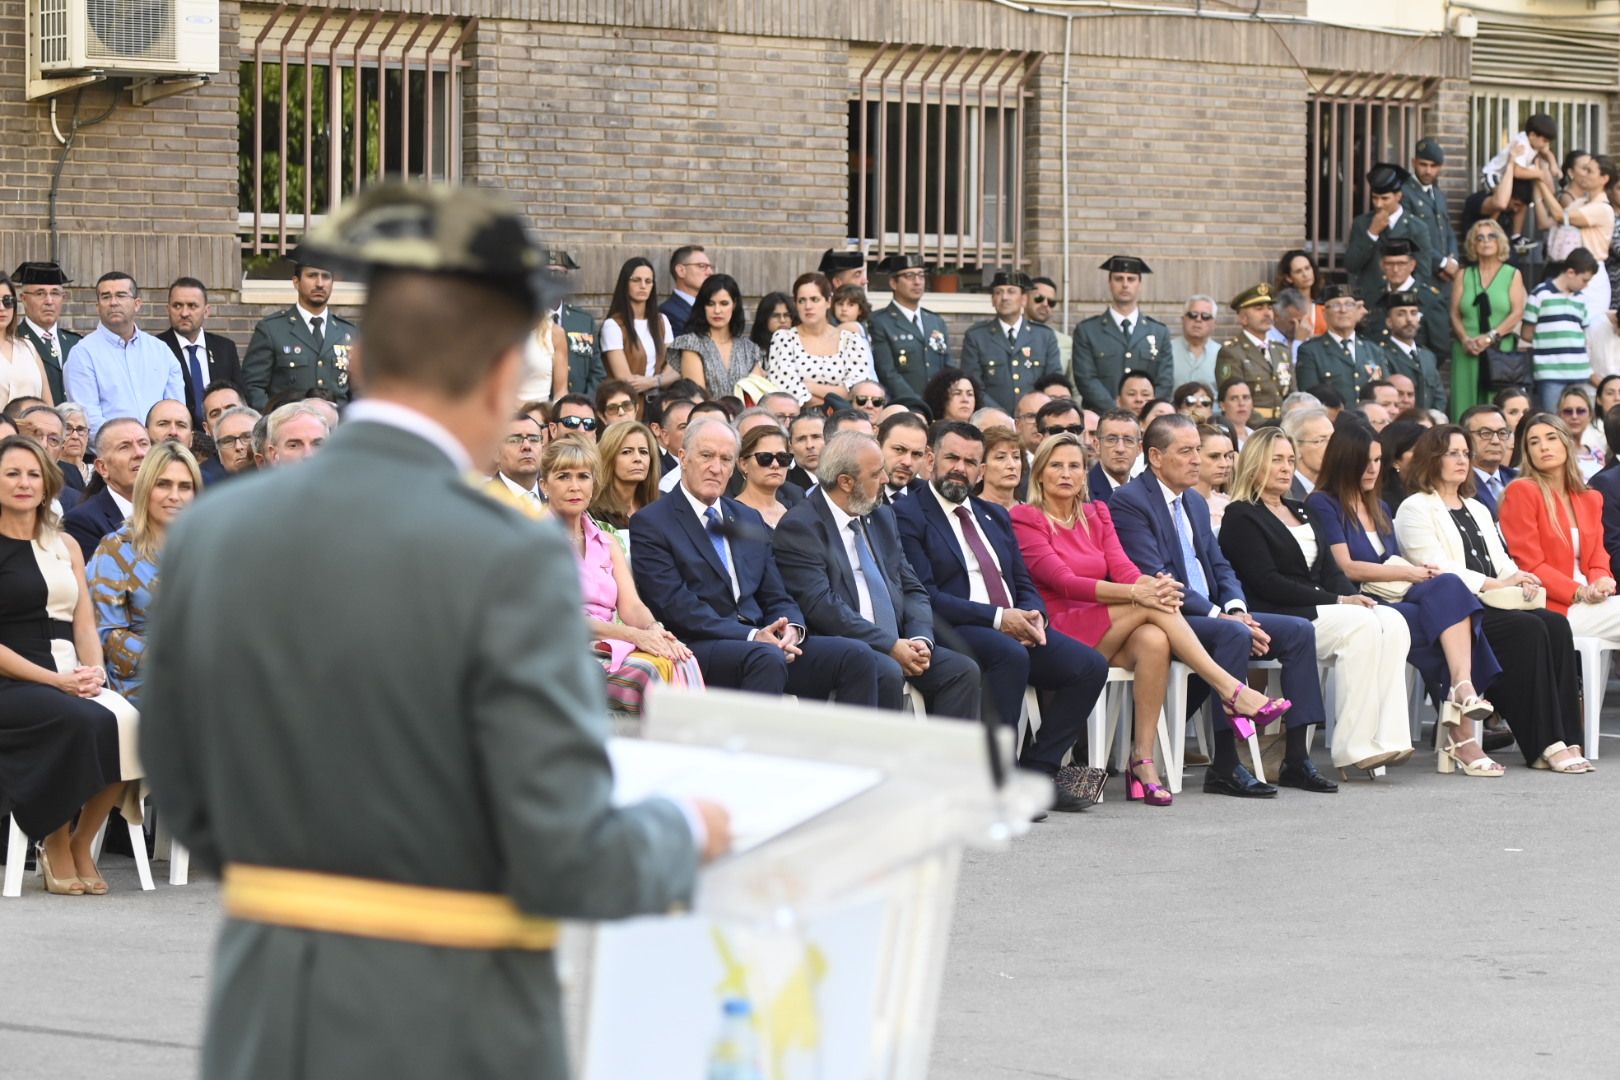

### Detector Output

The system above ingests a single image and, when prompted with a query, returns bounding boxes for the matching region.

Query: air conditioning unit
[36,0,218,76]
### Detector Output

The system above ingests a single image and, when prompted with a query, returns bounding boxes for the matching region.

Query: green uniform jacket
[1071,311,1172,414]
[870,302,950,404]
[1214,334,1295,418]
[1377,334,1447,414]
[16,321,81,404]
[1402,178,1459,265]
[959,318,1065,411]
[559,303,606,396]
[242,307,360,410]
[1344,210,1437,306]
[140,421,698,1080]
[1359,281,1453,364]
[1294,334,1390,400]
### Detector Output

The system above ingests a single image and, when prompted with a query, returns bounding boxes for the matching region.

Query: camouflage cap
[296,182,563,314]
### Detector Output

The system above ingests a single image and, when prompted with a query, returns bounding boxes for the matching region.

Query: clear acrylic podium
[563,686,1050,1080]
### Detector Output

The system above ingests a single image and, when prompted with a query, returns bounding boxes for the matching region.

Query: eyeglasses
[770,412,797,426]
[1442,449,1472,462]
[504,434,545,446]
[891,270,927,283]
[680,261,714,272]
[1180,397,1212,407]
[1324,301,1360,312]
[1296,436,1330,447]
[1561,406,1589,418]
[751,451,793,468]
[1183,311,1214,321]
[1100,433,1141,447]
[853,395,887,407]
[216,434,253,449]
[64,424,88,436]
[557,416,599,432]
[1030,296,1055,306]
[1040,424,1086,437]
[1470,428,1511,442]
[603,400,635,416]
[28,433,63,447]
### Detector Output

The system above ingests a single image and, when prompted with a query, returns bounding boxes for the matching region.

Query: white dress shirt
[25,317,62,359]
[172,327,213,386]
[927,481,1006,628]
[1109,307,1140,334]
[295,303,330,338]
[679,482,741,602]
[1157,480,1245,618]
[824,495,875,622]
[496,471,543,504]
[1368,205,1404,241]
[109,486,134,521]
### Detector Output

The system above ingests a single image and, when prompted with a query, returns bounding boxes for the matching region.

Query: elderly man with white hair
[1280,405,1335,500]
[263,401,331,466]
[1171,294,1220,387]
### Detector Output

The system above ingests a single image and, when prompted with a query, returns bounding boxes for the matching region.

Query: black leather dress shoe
[1203,762,1278,798]
[1051,789,1092,813]
[1278,758,1338,793]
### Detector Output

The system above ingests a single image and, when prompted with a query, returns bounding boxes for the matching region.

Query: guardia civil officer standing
[241,259,359,409]
[1072,255,1173,414]
[870,253,950,406]
[960,269,1065,411]
[141,184,730,1080]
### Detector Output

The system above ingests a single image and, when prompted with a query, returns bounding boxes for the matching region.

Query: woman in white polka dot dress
[765,272,875,406]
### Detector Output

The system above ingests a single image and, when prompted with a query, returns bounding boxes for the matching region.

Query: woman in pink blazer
[1011,433,1289,808]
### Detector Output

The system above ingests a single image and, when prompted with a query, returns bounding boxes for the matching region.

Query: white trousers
[1579,271,1617,378]
[1312,604,1413,767]
[1564,596,1620,644]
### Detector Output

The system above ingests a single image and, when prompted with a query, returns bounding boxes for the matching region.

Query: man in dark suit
[659,245,712,333]
[1087,408,1141,506]
[241,261,359,409]
[13,261,81,405]
[156,277,242,426]
[1109,414,1335,796]
[63,417,150,559]
[893,421,1108,810]
[1461,404,1517,520]
[15,405,79,511]
[775,432,979,717]
[878,411,930,506]
[631,417,882,702]
[786,412,823,493]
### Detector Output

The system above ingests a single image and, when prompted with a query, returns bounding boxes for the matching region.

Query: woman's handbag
[1546,209,1583,263]
[1361,555,1414,602]
[1483,342,1532,390]
[1479,585,1547,610]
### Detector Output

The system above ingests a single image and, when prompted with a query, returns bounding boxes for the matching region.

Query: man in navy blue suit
[62,416,149,560]
[893,421,1108,811]
[1110,414,1337,796]
[774,432,980,717]
[1461,404,1516,520]
[631,418,881,703]
[15,405,80,511]
[1087,408,1141,506]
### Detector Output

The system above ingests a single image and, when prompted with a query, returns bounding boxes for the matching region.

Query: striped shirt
[1523,280,1591,382]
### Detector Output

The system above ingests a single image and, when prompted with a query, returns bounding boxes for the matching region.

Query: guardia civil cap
[1378,236,1416,259]
[1380,290,1421,311]
[296,182,563,315]
[1230,282,1275,311]
[1320,283,1360,303]
[1414,138,1444,165]
[12,261,71,286]
[1366,163,1412,195]
[1099,255,1151,275]
[818,249,865,275]
[876,253,927,274]
[988,269,1033,291]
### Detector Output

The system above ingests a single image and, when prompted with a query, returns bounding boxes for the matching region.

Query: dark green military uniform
[960,319,1063,412]
[1295,333,1389,400]
[558,303,605,396]
[1215,333,1294,418]
[1071,311,1172,414]
[1403,138,1459,268]
[11,261,81,404]
[870,301,950,405]
[241,305,359,410]
[1361,280,1452,364]
[1344,163,1439,305]
[1379,335,1445,413]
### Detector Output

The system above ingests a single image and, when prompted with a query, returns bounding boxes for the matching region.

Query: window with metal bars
[237,7,470,278]
[1469,90,1606,191]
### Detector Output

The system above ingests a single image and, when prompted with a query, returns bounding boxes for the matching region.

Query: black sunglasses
[1030,296,1055,306]
[853,395,887,407]
[751,451,793,468]
[1040,424,1086,437]
[1183,312,1214,321]
[0,295,14,310]
[558,415,599,431]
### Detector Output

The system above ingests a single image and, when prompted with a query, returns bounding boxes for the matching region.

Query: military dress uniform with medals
[1402,138,1459,268]
[1344,163,1438,305]
[1295,294,1388,401]
[12,261,81,405]
[558,303,605,396]
[1213,283,1293,418]
[960,270,1064,411]
[869,254,950,406]
[241,304,359,410]
[1071,256,1172,413]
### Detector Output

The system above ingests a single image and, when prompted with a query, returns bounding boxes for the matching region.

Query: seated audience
[1281,406,1335,498]
[786,412,823,491]
[1495,386,1532,441]
[548,393,600,442]
[200,380,245,433]
[263,402,330,466]
[749,291,796,352]
[55,403,93,492]
[1217,377,1255,447]
[1555,385,1605,479]
[1377,420,1428,510]
[672,274,763,399]
[540,434,700,719]
[650,395,695,478]
[16,405,78,512]
[1219,427,1414,779]
[765,272,874,406]
[893,421,1110,811]
[1139,398,1175,426]
[595,379,639,427]
[630,419,881,702]
[924,367,981,424]
[971,406,1015,431]
[757,393,801,431]
[145,399,192,446]
[0,434,142,895]
[773,432,979,717]
[1195,422,1236,530]
[205,405,259,483]
[1173,382,1215,422]
[1589,405,1620,569]
[1012,433,1291,807]
[734,423,798,528]
[1034,372,1073,398]
[63,417,150,560]
[848,379,888,424]
[590,420,661,532]
[977,426,1023,510]
[1088,408,1141,505]
[1394,426,1588,772]
[486,412,545,506]
[878,411,930,504]
[88,442,200,705]
[1117,370,1155,416]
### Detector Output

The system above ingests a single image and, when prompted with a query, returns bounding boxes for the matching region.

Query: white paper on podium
[607,738,885,854]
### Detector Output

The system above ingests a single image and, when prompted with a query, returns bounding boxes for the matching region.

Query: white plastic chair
[1573,636,1615,761]
[1167,660,1272,789]
[3,815,30,898]
[900,684,927,719]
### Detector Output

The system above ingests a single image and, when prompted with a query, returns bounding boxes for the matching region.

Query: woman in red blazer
[1011,433,1288,808]
[1500,414,1620,658]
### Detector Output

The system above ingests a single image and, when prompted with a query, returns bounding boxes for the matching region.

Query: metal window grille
[239,5,471,273]
[848,45,1039,270]
[1470,89,1607,190]
[1306,74,1434,277]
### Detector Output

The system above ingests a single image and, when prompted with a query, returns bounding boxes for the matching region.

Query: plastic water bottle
[707,997,764,1080]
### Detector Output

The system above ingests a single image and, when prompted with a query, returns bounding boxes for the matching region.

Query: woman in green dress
[1449,218,1527,418]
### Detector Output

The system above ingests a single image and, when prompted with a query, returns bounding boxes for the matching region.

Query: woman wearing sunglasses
[1172,382,1215,423]
[734,424,796,529]
[0,274,51,405]
[1555,385,1606,478]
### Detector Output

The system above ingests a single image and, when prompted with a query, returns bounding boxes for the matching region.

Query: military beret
[1320,283,1360,303]
[1380,290,1421,311]
[818,249,865,275]
[12,261,71,286]
[1378,236,1416,259]
[876,253,927,274]
[295,182,562,315]
[1230,282,1275,311]
[1414,138,1444,165]
[1099,255,1152,275]
[1367,163,1412,195]
[989,269,1033,291]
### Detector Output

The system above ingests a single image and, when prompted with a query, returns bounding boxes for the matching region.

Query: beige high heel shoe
[37,847,86,896]
[1438,735,1506,777]
[1446,681,1495,723]
[1531,741,1593,773]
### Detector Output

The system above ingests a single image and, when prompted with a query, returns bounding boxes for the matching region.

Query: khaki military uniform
[1215,333,1294,418]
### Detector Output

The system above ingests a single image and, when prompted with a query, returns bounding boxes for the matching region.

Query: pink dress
[1010,501,1141,646]
[576,515,636,671]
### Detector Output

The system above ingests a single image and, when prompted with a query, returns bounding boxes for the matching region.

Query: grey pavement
[5,701,1619,1079]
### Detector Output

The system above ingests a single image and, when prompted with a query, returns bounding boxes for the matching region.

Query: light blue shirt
[1170,336,1218,388]
[63,324,184,437]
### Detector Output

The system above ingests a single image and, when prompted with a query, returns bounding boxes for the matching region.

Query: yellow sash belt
[223,864,559,951]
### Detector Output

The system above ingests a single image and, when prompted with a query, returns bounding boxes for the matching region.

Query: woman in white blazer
[1393,425,1589,774]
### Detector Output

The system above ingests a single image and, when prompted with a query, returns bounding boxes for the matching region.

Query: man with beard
[774,431,979,716]
[242,259,359,409]
[877,410,929,504]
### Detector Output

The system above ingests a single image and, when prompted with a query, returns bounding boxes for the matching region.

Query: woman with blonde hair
[1449,218,1526,418]
[1011,432,1292,807]
[1219,427,1415,780]
[540,435,699,720]
[0,434,141,894]
[590,420,662,532]
[977,425,1023,509]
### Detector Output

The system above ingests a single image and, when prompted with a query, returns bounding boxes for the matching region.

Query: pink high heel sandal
[1127,756,1174,807]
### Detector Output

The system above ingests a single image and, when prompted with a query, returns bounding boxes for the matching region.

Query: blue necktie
[185,344,205,417]
[852,520,900,641]
[1172,496,1210,597]
[703,506,730,574]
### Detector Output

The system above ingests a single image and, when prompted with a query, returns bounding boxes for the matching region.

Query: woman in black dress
[0,435,141,894]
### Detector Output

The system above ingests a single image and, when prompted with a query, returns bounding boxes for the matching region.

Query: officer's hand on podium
[693,799,733,862]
